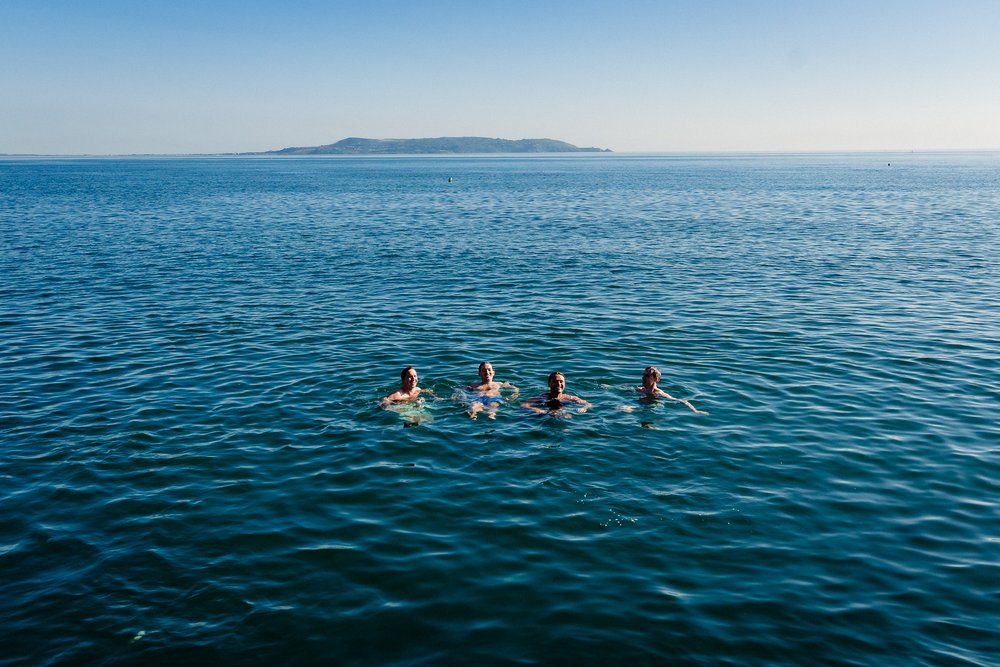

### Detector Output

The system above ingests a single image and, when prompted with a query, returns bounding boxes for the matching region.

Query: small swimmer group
[381,362,707,419]
[380,362,519,420]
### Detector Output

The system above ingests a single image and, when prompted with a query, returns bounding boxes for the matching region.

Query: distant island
[257,137,611,155]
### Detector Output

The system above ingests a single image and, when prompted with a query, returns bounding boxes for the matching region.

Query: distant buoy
[448,177,453,183]
[887,163,891,166]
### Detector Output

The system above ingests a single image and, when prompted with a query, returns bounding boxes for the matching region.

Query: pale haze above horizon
[2,0,999,155]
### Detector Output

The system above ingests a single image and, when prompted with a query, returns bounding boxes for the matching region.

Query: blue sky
[2,0,999,154]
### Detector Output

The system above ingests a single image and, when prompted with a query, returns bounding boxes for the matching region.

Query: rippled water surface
[2,154,998,665]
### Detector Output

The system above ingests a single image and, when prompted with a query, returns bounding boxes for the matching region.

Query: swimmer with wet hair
[635,365,708,414]
[523,371,592,415]
[381,366,434,404]
[465,361,519,420]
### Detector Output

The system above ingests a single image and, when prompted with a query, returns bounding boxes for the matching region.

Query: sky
[1,0,999,154]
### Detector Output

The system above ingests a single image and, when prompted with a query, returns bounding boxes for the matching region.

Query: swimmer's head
[642,366,661,389]
[478,361,494,382]
[401,366,418,390]
[547,372,566,396]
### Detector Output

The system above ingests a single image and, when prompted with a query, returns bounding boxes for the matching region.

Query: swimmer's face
[479,363,495,382]
[402,368,418,390]
[642,367,661,389]
[548,373,566,395]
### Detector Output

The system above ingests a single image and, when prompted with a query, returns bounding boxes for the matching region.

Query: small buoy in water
[448,177,453,183]
[888,163,891,166]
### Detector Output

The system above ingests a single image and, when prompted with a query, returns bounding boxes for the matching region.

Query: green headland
[258,137,611,155]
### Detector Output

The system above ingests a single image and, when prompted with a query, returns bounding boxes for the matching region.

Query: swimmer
[381,366,434,405]
[523,372,592,416]
[465,361,519,420]
[633,366,708,415]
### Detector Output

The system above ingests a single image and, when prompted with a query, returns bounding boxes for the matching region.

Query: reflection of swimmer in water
[465,361,519,420]
[523,372,592,416]
[623,366,708,415]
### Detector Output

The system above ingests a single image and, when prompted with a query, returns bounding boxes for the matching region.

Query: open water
[1,153,998,665]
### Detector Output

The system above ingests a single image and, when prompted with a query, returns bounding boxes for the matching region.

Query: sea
[1,153,997,666]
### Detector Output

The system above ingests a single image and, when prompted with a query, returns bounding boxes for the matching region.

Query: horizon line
[3,147,1000,158]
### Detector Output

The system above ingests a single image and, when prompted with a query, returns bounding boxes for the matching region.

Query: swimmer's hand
[675,400,706,414]
[675,399,706,414]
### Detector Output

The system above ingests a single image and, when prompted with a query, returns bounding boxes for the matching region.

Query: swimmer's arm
[659,389,708,415]
[380,392,402,406]
[566,394,592,412]
[502,382,520,400]
[522,395,548,415]
[420,388,440,400]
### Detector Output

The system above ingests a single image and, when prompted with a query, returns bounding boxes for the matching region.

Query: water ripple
[2,154,999,664]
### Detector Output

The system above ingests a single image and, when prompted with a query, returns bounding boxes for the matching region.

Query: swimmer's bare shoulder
[382,388,438,404]
[381,388,420,404]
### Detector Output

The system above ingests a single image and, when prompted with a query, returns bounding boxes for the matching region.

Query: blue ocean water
[1,153,998,665]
